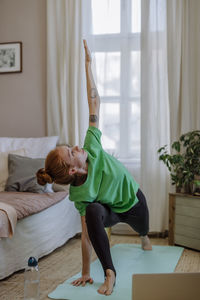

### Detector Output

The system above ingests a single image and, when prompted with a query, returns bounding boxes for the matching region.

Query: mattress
[0,195,81,280]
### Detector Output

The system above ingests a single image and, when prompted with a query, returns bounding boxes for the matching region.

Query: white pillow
[0,136,59,158]
[0,148,26,192]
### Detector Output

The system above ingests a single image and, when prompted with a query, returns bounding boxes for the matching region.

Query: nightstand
[169,193,200,250]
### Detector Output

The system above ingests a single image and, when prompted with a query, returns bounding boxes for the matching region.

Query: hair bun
[36,168,53,185]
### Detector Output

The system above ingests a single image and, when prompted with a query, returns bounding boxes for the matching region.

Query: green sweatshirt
[69,126,139,216]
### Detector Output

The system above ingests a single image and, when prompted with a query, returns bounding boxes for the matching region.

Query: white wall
[0,0,46,137]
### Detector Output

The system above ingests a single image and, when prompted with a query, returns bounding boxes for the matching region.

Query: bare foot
[141,235,152,250]
[97,269,116,296]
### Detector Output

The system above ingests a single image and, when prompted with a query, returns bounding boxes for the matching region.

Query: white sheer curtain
[47,0,88,146]
[167,0,200,142]
[141,0,200,232]
[140,0,170,232]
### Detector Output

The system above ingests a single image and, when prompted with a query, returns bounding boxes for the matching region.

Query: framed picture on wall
[0,42,22,74]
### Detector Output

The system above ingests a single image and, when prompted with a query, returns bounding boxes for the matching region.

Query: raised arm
[83,39,100,128]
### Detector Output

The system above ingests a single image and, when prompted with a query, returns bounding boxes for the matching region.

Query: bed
[0,136,81,280]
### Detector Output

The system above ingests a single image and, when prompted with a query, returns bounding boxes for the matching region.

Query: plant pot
[184,183,193,194]
[176,185,182,193]
[192,175,200,196]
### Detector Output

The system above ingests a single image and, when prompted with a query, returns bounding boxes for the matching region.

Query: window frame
[89,0,141,163]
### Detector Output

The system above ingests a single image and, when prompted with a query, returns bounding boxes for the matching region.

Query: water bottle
[24,257,40,300]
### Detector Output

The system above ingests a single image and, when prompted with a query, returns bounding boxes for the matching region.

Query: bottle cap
[28,257,38,267]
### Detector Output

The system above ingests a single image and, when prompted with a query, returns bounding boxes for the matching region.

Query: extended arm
[83,40,100,128]
[81,216,93,277]
[71,216,93,286]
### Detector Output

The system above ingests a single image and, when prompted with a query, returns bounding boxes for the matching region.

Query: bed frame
[0,195,81,280]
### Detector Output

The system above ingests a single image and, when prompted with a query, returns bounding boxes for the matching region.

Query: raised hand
[83,39,92,63]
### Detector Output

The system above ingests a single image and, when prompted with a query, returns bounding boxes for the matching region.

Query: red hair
[36,147,75,185]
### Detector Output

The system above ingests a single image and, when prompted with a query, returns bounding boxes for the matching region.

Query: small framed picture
[0,42,22,74]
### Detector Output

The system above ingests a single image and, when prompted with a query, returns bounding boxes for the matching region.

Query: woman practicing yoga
[36,40,152,296]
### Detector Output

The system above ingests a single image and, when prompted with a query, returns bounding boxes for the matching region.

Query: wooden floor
[0,234,200,300]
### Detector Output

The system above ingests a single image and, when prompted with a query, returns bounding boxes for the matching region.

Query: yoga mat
[48,244,183,300]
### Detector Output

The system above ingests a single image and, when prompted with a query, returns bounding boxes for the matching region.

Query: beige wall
[0,0,46,137]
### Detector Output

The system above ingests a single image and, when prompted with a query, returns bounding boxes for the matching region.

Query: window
[91,0,141,161]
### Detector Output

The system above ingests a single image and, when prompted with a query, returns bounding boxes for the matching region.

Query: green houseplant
[157,130,200,194]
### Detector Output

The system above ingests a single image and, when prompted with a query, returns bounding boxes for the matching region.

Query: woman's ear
[68,167,77,176]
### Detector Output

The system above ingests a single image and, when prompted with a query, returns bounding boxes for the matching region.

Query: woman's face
[57,145,88,173]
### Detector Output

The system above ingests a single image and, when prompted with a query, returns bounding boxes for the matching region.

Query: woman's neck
[74,174,87,186]
[72,162,88,186]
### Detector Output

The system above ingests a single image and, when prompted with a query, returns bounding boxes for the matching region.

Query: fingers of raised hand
[83,39,87,48]
[83,39,92,62]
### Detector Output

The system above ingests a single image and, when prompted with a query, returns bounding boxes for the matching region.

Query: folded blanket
[0,191,68,238]
[0,202,17,238]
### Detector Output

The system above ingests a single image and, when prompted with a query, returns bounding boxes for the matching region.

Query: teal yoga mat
[48,244,183,300]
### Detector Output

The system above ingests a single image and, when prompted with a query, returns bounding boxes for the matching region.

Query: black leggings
[85,189,149,277]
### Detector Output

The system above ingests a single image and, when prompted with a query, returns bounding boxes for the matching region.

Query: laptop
[132,272,200,300]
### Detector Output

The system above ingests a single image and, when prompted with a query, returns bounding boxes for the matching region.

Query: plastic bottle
[24,257,40,300]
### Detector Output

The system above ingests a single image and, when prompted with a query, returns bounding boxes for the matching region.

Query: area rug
[48,244,184,300]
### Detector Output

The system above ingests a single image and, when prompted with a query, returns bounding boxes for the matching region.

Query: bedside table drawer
[175,224,200,239]
[175,204,200,218]
[176,196,200,208]
[175,215,200,229]
[175,234,200,251]
[169,193,200,250]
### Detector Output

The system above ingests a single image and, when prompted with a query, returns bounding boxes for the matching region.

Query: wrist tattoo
[90,88,97,99]
[89,114,98,123]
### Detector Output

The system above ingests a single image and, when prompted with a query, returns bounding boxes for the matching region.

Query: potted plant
[157,130,200,194]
